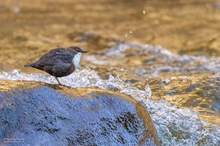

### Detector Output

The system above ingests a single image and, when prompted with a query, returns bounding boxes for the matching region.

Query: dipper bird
[24,46,88,85]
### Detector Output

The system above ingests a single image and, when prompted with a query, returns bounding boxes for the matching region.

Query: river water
[0,0,220,145]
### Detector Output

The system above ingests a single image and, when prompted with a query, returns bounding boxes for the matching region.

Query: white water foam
[1,68,220,145]
[84,43,220,76]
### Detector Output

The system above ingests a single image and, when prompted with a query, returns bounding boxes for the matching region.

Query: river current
[1,42,220,145]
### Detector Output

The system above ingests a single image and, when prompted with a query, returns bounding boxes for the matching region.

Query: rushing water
[1,0,220,145]
[1,43,220,145]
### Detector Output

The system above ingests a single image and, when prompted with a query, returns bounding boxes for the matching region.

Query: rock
[0,81,159,146]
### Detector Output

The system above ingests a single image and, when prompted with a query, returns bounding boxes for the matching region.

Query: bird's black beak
[82,50,89,53]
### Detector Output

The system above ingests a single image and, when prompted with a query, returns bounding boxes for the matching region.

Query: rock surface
[0,81,159,146]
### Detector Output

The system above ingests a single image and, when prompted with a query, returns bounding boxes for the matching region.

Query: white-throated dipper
[24,46,88,86]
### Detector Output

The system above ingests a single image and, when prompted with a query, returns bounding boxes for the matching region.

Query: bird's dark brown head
[67,46,88,55]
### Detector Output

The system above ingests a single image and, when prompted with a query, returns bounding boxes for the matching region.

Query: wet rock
[0,81,159,146]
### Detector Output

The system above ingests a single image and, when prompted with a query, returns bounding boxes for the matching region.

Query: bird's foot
[59,83,71,89]
[55,77,71,88]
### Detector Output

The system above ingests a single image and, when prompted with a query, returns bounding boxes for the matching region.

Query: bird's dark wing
[37,48,74,66]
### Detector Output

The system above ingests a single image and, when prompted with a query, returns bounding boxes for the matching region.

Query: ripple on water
[84,43,220,78]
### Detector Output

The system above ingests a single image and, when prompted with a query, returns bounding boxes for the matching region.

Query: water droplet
[145,85,152,97]
[13,7,20,13]
[120,68,126,72]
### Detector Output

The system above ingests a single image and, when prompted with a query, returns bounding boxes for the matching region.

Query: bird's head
[67,46,89,55]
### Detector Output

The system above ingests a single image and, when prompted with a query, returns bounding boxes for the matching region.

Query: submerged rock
[0,81,159,146]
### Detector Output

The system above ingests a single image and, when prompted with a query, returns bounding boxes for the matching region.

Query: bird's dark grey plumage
[24,46,88,86]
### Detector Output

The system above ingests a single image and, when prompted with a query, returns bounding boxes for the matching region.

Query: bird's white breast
[72,53,82,68]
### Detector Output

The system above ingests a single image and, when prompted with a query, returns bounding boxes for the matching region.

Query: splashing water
[1,68,220,145]
[85,42,220,78]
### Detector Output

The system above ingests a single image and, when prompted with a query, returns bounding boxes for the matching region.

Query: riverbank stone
[0,80,159,146]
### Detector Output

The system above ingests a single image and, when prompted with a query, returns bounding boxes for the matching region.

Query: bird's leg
[55,77,71,88]
[55,77,62,85]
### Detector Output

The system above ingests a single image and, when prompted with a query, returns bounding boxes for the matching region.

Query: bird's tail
[24,63,35,67]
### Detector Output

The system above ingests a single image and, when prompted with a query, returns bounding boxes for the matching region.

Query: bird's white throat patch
[72,53,82,68]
